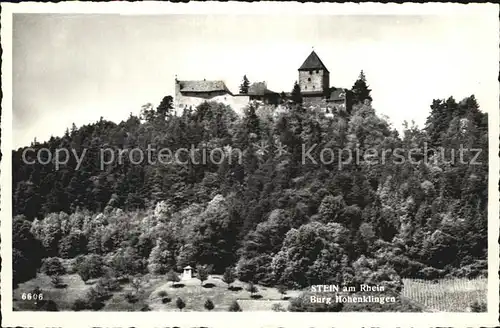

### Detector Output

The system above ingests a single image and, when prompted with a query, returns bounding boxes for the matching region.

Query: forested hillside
[12,89,488,296]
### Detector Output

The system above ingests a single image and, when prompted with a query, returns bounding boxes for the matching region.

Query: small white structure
[182,265,193,280]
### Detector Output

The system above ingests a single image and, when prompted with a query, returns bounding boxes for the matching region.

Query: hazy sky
[12,12,498,148]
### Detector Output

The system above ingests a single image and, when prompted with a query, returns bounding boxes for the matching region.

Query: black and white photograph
[1,2,499,328]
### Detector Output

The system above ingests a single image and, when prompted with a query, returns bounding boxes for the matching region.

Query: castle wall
[302,97,347,117]
[303,96,325,107]
[231,95,251,116]
[175,91,249,117]
[299,69,329,93]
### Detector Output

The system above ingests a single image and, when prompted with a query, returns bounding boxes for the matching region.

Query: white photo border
[1,2,499,327]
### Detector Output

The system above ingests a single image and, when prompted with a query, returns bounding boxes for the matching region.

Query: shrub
[97,276,121,292]
[228,300,242,312]
[162,297,172,304]
[470,300,487,312]
[197,266,209,286]
[84,286,108,310]
[51,275,64,288]
[125,291,139,304]
[71,298,88,311]
[272,303,286,312]
[204,299,214,311]
[176,297,186,311]
[110,247,146,277]
[76,254,105,283]
[222,267,235,288]
[157,290,168,298]
[41,258,66,276]
[140,304,151,311]
[93,282,112,301]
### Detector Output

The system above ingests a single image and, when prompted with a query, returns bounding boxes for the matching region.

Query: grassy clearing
[13,274,92,310]
[147,275,299,312]
[402,278,487,312]
[102,275,166,311]
[13,273,299,311]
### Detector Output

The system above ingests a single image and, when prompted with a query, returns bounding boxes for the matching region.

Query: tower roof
[298,50,329,73]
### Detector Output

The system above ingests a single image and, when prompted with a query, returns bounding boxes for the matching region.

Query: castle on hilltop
[174,50,352,115]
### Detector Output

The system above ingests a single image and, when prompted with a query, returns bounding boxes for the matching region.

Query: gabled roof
[247,82,278,96]
[329,88,347,101]
[178,80,232,95]
[298,50,329,73]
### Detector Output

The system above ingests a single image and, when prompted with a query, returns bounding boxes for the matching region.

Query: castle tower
[298,50,330,96]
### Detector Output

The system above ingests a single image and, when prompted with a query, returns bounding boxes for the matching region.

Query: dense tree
[222,267,235,289]
[58,230,87,258]
[157,95,174,117]
[350,70,372,104]
[76,254,105,283]
[147,240,172,274]
[31,213,64,256]
[41,257,66,276]
[111,247,146,277]
[11,92,489,303]
[317,195,345,223]
[243,105,261,137]
[239,75,250,94]
[187,195,239,272]
[279,91,287,104]
[13,216,44,285]
[291,81,302,104]
[271,221,349,288]
[197,265,209,286]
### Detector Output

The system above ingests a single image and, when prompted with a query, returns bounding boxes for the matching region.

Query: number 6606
[21,293,43,301]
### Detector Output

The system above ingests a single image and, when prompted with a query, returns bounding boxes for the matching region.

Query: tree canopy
[12,91,488,295]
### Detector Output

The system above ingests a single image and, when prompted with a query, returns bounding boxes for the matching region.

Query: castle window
[305,86,307,90]
[313,85,315,89]
[316,70,319,73]
[309,71,313,75]
[308,77,311,82]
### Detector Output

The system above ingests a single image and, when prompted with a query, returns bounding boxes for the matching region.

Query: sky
[12,11,499,148]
